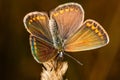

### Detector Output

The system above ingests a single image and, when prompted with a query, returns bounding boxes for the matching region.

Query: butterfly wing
[30,36,57,63]
[23,12,57,62]
[50,2,84,40]
[23,12,52,43]
[64,19,109,52]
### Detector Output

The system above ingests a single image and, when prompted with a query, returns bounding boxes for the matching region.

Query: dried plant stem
[41,59,68,80]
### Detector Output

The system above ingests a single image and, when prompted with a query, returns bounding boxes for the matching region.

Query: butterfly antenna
[64,53,83,66]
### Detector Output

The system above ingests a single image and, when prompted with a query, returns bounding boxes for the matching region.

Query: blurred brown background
[0,0,120,80]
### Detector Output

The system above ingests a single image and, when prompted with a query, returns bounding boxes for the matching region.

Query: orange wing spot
[34,45,37,50]
[34,45,37,53]
[65,8,69,12]
[33,17,36,20]
[86,22,92,27]
[29,19,33,24]
[70,8,74,11]
[30,19,33,22]
[53,12,59,17]
[36,16,40,20]
[33,39,37,53]
[40,16,45,20]
[91,25,96,30]
[34,41,36,46]
[98,32,102,36]
[95,29,99,33]
[59,9,64,14]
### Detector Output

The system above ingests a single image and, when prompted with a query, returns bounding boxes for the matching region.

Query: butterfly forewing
[23,12,52,43]
[30,36,57,63]
[50,3,84,40]
[65,19,109,52]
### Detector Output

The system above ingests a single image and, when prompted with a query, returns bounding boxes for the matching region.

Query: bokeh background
[0,0,120,80]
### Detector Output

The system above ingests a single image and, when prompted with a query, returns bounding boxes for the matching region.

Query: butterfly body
[23,2,109,63]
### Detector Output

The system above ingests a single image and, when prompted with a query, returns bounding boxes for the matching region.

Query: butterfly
[23,2,109,63]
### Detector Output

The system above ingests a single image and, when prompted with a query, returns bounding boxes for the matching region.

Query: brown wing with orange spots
[50,3,84,40]
[30,35,57,63]
[23,12,58,63]
[23,12,52,44]
[64,19,109,52]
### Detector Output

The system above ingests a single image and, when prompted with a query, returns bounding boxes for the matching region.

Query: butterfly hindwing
[64,19,109,52]
[50,2,84,40]
[30,35,57,63]
[23,12,52,43]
